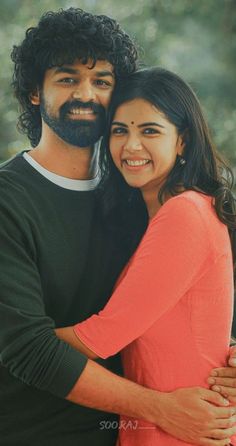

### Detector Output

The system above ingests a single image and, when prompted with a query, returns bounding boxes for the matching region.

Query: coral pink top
[75,191,234,446]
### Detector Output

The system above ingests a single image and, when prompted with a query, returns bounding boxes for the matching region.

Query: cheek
[109,140,121,168]
[100,91,113,109]
[154,144,178,164]
[45,94,63,111]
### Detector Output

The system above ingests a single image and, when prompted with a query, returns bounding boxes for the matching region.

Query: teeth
[70,108,94,115]
[126,159,150,166]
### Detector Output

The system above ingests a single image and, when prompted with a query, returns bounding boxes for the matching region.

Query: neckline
[22,149,101,191]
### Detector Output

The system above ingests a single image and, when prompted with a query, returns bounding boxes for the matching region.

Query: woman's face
[109,98,184,195]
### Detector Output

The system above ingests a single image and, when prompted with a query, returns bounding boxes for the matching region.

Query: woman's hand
[208,346,236,403]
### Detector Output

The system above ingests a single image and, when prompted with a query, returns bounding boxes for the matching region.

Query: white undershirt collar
[23,144,101,191]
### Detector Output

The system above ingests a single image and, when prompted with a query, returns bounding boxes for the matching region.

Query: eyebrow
[54,66,114,78]
[111,121,165,128]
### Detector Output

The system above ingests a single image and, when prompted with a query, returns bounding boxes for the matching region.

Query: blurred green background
[0,0,235,174]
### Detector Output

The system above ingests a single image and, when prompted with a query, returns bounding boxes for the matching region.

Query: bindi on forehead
[131,121,134,125]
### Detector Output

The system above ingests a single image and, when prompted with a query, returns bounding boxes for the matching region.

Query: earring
[179,156,186,166]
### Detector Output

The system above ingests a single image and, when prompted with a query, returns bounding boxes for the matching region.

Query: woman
[57,68,236,445]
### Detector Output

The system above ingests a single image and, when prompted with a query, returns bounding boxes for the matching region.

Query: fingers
[211,384,236,396]
[228,357,236,367]
[210,367,236,378]
[213,406,236,419]
[215,415,236,428]
[211,385,236,404]
[228,345,236,367]
[200,438,231,446]
[208,376,236,389]
[201,388,230,407]
[210,425,236,439]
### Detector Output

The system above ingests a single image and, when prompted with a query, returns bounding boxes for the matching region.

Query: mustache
[60,100,105,116]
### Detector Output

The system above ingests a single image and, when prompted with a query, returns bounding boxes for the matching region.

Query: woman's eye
[111,127,127,135]
[143,128,159,135]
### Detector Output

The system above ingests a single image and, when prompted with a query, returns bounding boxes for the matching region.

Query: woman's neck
[141,188,163,220]
[142,185,185,219]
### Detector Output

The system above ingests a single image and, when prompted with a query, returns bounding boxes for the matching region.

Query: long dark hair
[100,67,236,277]
[11,7,138,147]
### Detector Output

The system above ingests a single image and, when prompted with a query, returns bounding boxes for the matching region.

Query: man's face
[34,59,115,148]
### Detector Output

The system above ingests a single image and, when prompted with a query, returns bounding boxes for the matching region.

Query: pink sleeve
[74,196,214,358]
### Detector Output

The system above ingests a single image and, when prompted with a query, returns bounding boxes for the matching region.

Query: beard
[40,95,106,148]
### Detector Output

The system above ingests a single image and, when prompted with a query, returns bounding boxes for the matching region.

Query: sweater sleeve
[0,177,87,398]
[74,195,214,358]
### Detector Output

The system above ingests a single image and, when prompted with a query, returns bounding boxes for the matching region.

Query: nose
[123,134,143,152]
[72,81,96,103]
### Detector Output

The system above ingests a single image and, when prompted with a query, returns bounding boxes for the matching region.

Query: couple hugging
[0,7,236,446]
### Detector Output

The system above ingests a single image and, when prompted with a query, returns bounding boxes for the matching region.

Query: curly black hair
[11,7,139,147]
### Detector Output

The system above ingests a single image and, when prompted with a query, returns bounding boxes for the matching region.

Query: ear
[176,135,185,156]
[30,89,40,105]
[177,129,188,156]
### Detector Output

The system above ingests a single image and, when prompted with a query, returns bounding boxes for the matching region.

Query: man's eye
[58,78,76,84]
[95,79,111,87]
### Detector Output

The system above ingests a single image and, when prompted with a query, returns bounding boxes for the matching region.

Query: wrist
[139,389,168,426]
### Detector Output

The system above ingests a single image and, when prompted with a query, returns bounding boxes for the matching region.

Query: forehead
[114,98,168,124]
[47,58,115,78]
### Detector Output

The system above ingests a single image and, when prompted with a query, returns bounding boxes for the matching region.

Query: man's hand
[64,358,236,445]
[155,387,236,445]
[208,346,236,403]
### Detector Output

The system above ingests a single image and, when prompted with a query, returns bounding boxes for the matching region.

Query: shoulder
[0,151,34,188]
[149,191,217,243]
[150,191,228,256]
[157,191,214,223]
[168,190,211,207]
[0,154,33,213]
[0,171,27,202]
[0,151,26,170]
[152,191,211,221]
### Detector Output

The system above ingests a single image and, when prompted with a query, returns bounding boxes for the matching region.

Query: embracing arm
[73,196,222,357]
[65,357,236,446]
[56,327,236,408]
[0,181,87,398]
[56,326,96,358]
[55,329,236,409]
[55,193,236,445]
[55,326,236,445]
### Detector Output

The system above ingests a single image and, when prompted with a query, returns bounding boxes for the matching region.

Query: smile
[125,159,151,166]
[69,108,95,115]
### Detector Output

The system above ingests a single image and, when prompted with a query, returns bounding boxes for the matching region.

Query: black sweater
[0,153,129,445]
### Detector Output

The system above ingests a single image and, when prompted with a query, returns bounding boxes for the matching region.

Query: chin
[126,181,144,189]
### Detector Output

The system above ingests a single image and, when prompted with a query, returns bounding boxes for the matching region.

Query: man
[0,7,236,446]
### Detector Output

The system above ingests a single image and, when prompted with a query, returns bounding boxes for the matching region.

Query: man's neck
[29,134,97,180]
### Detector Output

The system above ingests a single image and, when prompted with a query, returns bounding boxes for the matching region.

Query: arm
[56,326,236,414]
[55,196,236,444]
[56,330,236,407]
[0,181,87,398]
[55,330,236,445]
[67,359,236,446]
[71,194,236,411]
[56,325,97,359]
[73,196,219,357]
